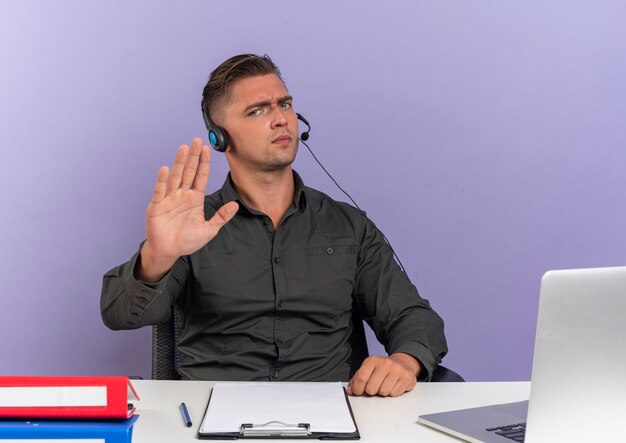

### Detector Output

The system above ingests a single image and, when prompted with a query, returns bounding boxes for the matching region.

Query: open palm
[140,138,238,281]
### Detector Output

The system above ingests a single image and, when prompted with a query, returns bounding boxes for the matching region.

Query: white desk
[131,380,530,442]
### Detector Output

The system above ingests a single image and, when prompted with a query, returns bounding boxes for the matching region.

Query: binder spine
[0,376,135,419]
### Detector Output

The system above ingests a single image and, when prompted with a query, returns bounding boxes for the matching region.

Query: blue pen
[180,402,192,427]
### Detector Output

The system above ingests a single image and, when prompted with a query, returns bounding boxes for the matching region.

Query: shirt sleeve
[352,216,448,381]
[100,245,190,330]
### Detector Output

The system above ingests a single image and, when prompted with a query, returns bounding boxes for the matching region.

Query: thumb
[206,201,239,234]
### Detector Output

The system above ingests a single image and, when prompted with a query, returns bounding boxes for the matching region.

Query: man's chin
[263,149,298,171]
[262,158,296,172]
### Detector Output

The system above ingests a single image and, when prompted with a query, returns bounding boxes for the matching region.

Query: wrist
[136,242,177,283]
[389,353,422,379]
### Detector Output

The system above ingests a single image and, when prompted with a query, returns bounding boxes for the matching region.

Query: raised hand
[136,138,239,282]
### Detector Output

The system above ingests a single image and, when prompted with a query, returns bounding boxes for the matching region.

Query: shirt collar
[292,170,305,209]
[220,170,307,212]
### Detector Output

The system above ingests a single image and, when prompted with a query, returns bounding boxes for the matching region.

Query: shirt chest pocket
[307,245,357,257]
[298,244,357,310]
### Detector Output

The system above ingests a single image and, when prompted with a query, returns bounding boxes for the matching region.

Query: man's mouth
[272,135,292,145]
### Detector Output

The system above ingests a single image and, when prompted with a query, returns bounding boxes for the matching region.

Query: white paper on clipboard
[200,382,356,435]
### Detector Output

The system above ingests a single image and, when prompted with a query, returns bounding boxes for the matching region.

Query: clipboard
[197,382,360,440]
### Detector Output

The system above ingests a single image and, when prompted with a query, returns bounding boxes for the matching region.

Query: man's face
[219,74,299,173]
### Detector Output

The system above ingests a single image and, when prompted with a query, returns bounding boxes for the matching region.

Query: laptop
[418,266,626,442]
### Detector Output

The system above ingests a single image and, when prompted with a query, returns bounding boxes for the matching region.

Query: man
[101,54,447,397]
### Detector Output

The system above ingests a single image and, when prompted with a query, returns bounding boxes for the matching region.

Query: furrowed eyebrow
[244,95,293,113]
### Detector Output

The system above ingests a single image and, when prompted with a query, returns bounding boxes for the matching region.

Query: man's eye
[280,102,292,109]
[248,109,262,116]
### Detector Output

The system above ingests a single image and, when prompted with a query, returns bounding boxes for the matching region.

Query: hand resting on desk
[347,353,421,397]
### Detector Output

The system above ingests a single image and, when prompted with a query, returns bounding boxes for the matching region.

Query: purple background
[1,1,624,381]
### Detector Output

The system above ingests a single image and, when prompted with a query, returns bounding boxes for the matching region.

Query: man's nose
[271,106,288,127]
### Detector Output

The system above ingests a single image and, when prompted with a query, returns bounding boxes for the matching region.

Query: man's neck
[230,167,295,228]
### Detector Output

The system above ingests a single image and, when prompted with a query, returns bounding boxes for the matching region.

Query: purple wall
[1,1,624,381]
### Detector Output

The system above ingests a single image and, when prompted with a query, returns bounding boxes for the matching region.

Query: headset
[201,102,311,152]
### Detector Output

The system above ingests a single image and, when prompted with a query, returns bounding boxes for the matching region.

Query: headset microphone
[297,113,311,141]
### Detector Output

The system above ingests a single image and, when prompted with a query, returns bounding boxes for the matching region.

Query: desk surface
[131,380,530,442]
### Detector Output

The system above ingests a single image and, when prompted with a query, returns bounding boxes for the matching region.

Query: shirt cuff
[119,251,171,318]
[392,341,439,381]
[128,250,171,292]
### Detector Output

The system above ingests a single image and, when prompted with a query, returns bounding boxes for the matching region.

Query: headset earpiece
[207,126,228,152]
[201,104,229,152]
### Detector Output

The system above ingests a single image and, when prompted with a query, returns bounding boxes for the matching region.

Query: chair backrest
[151,308,463,382]
[151,309,182,380]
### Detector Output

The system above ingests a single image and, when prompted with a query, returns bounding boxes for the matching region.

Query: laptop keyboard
[486,423,526,442]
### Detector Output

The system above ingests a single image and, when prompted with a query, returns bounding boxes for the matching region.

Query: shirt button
[278,300,285,308]
[273,257,281,264]
[326,247,334,254]
[270,369,279,379]
[264,218,271,225]
[276,338,283,344]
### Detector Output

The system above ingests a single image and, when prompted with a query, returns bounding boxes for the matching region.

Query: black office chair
[152,308,464,382]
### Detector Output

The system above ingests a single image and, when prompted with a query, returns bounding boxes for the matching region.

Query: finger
[180,138,203,190]
[348,358,377,396]
[192,144,212,193]
[389,377,412,397]
[166,144,189,194]
[150,166,169,205]
[392,369,417,397]
[204,201,239,237]
[376,372,401,397]
[362,365,388,396]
